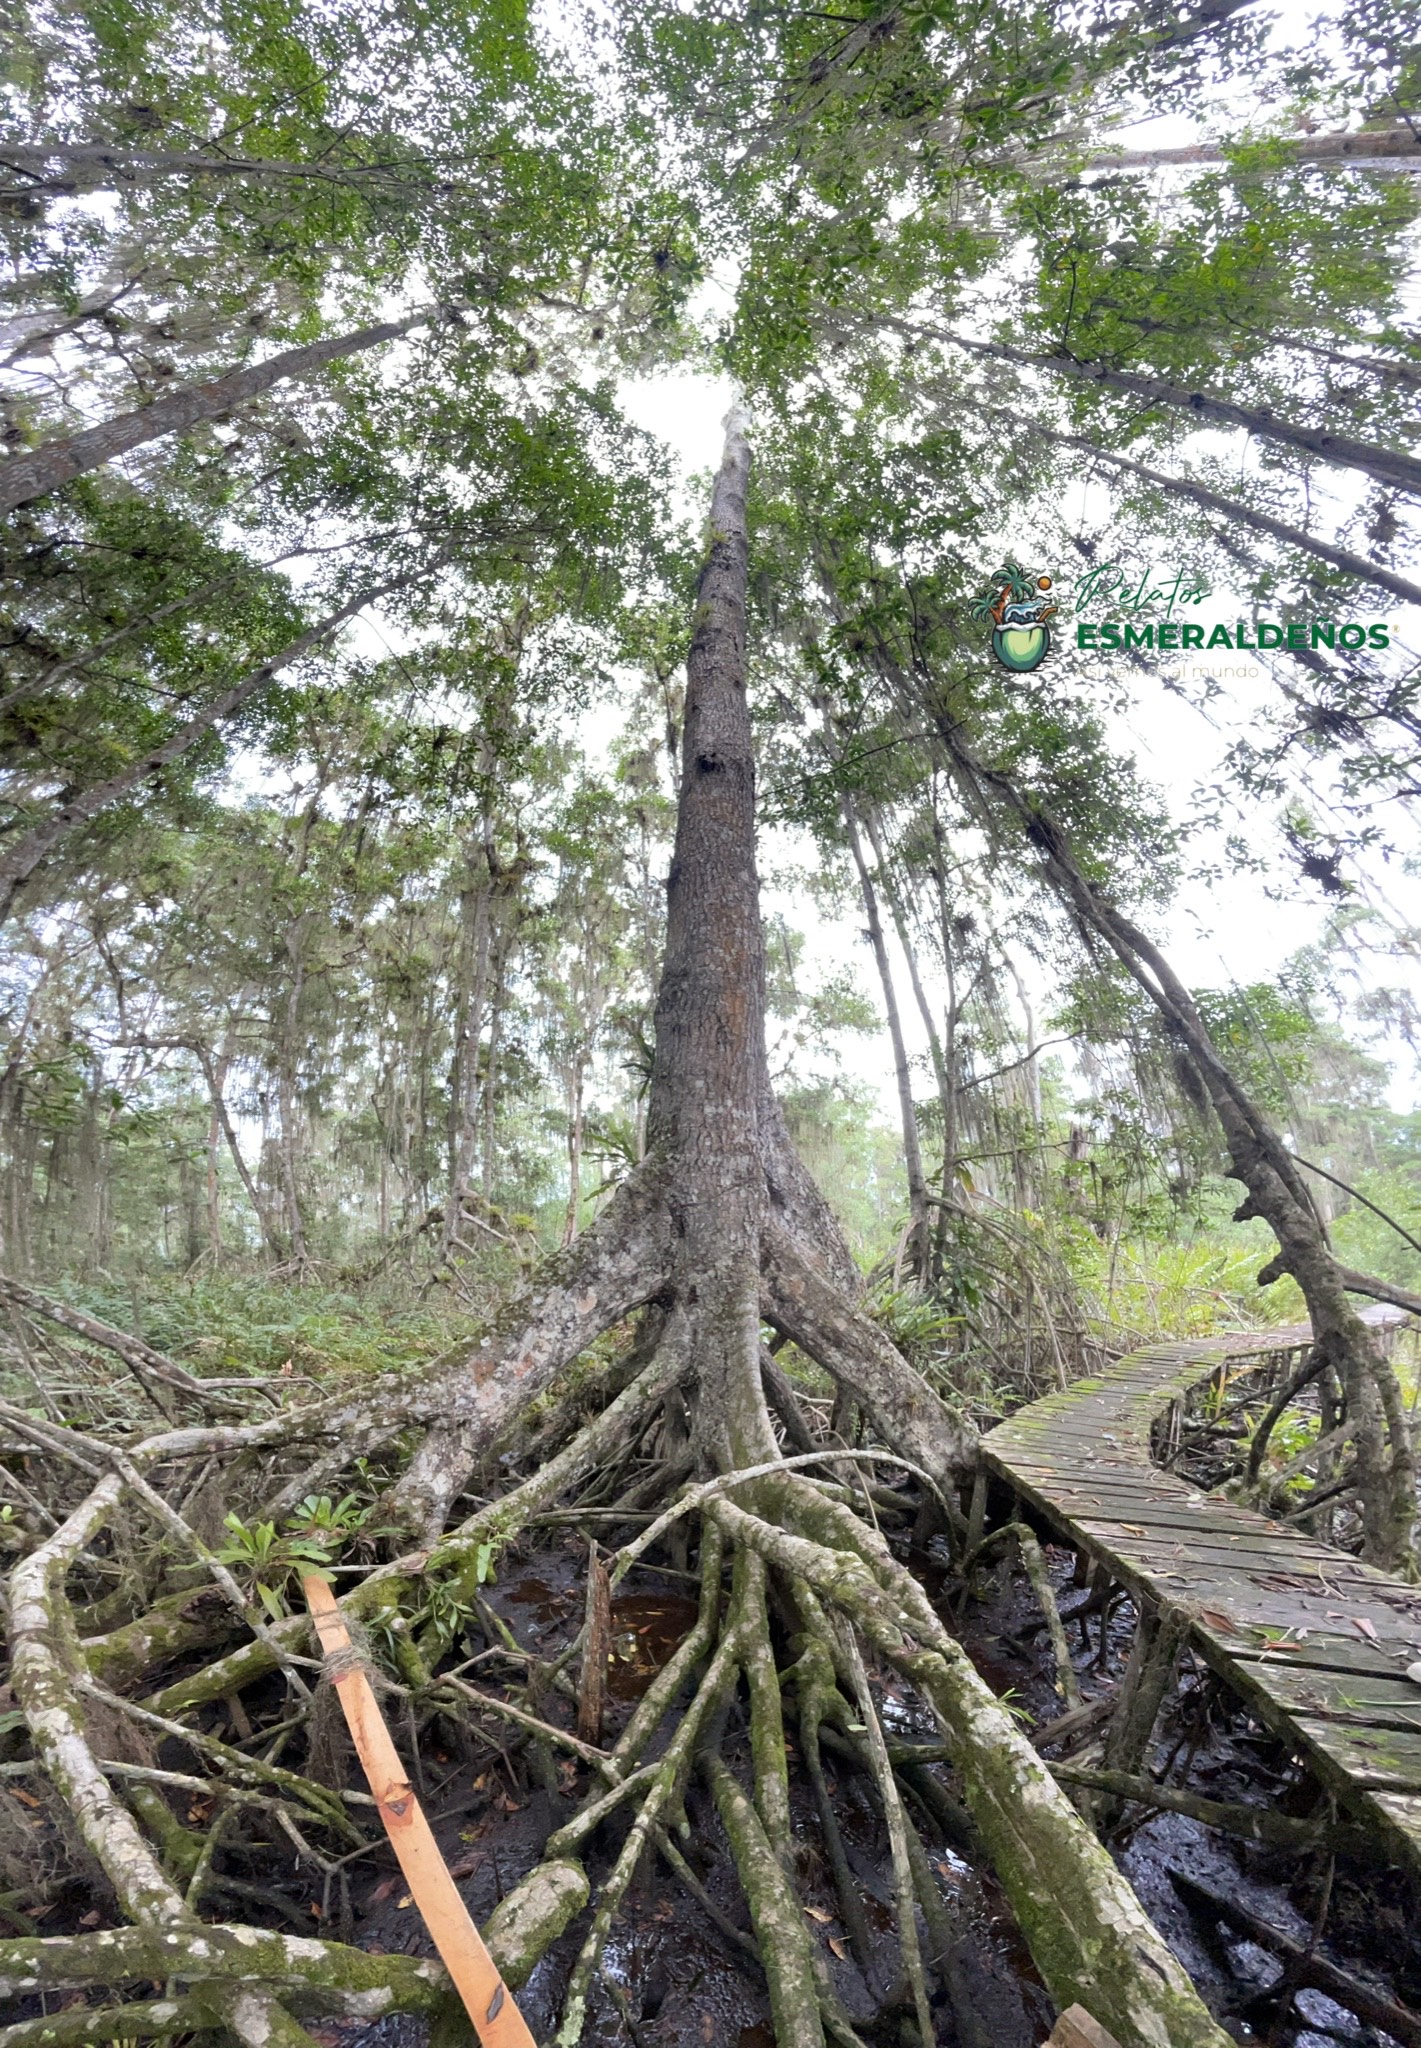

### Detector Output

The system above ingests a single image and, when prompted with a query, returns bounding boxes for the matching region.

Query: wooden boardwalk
[983,1310,1421,1877]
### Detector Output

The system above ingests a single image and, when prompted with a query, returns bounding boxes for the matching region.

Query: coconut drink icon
[970,564,1057,672]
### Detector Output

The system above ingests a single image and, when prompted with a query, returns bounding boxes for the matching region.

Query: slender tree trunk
[444,830,494,1254]
[838,794,932,1281]
[860,806,956,1280]
[478,850,525,1207]
[0,577,410,919]
[861,810,951,1106]
[0,307,442,513]
[480,952,507,1204]
[865,313,1421,500]
[194,1044,284,1259]
[277,924,310,1270]
[74,1069,105,1269]
[0,142,446,189]
[1062,127,1421,173]
[205,1086,224,1256]
[929,802,961,1233]
[178,1145,204,1270]
[562,1062,585,1246]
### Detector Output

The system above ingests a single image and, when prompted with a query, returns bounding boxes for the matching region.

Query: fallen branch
[1049,1763,1373,1856]
[1168,1868,1421,2046]
[0,1273,255,1412]
[0,1923,446,2010]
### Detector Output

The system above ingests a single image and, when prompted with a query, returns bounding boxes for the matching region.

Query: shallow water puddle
[607,1590,700,1698]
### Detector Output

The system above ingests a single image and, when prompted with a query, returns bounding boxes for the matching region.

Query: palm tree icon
[969,561,1035,627]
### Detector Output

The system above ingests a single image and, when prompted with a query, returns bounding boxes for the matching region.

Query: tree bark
[644,404,775,1472]
[277,922,310,1270]
[0,307,442,513]
[838,791,932,1280]
[445,829,494,1252]
[1069,127,1421,173]
[0,142,449,191]
[480,933,509,1204]
[562,1061,586,1245]
[929,797,962,1230]
[860,806,951,1119]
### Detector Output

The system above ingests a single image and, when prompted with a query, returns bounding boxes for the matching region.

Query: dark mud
[324,1536,1053,2048]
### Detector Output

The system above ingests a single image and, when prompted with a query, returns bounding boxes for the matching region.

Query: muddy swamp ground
[9,1476,1414,2048]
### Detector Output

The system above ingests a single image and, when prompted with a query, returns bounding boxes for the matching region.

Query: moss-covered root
[83,1678,354,1838]
[795,1639,877,1985]
[553,1615,744,2048]
[479,1517,720,1982]
[970,1521,1081,1711]
[198,1983,324,2048]
[455,1519,725,2010]
[0,1997,190,2048]
[84,1580,241,1692]
[149,1343,689,1719]
[607,1515,723,1770]
[7,1480,325,2048]
[482,1860,590,1989]
[712,1497,1234,2048]
[837,1624,933,2048]
[705,1753,826,2048]
[0,1924,447,2014]
[382,1160,674,1542]
[738,1551,793,1867]
[10,1475,201,1928]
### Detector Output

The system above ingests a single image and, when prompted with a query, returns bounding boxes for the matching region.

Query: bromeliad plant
[218,1494,371,1620]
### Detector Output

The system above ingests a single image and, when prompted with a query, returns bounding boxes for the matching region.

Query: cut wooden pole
[576,1541,610,1747]
[302,1575,536,2048]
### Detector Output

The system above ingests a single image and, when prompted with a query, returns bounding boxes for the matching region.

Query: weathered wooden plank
[1241,1663,1421,1730]
[1226,1638,1421,1681]
[1369,1792,1421,1856]
[1290,1717,1421,1792]
[1073,1508,1305,1541]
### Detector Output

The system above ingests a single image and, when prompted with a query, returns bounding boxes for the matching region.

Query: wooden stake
[302,1575,536,2048]
[576,1541,610,1748]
